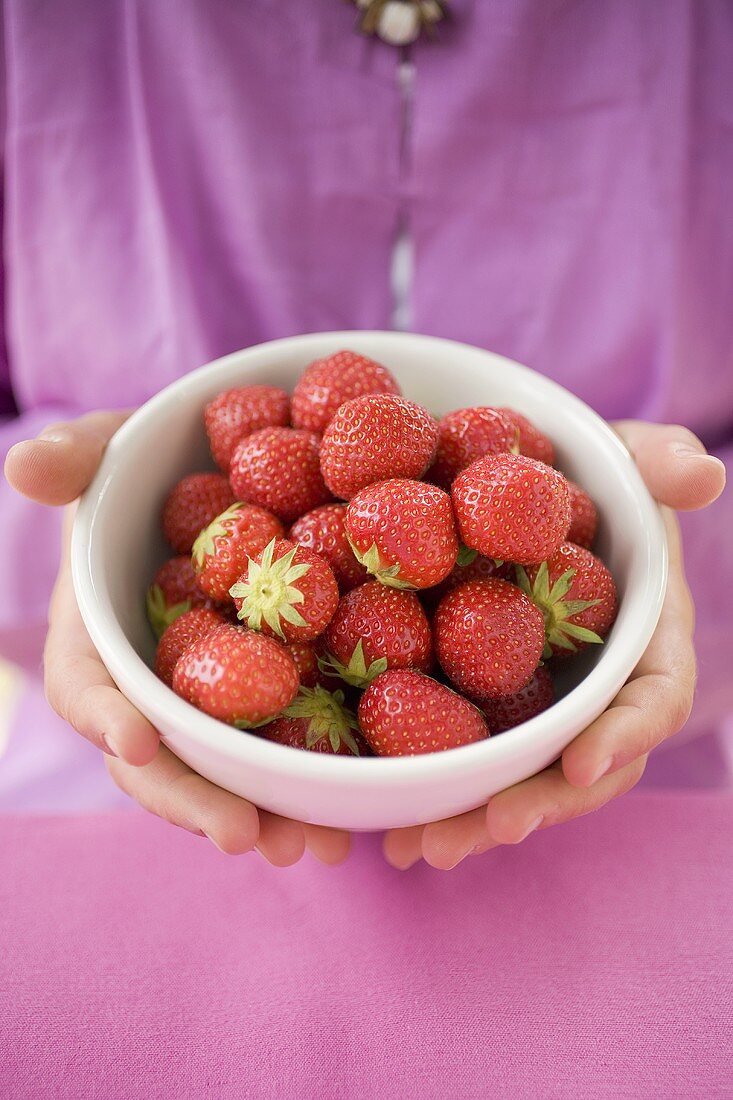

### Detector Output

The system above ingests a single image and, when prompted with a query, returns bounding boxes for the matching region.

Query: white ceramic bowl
[72,332,667,830]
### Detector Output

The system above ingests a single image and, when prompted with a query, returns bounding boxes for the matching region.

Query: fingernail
[37,427,72,445]
[101,733,119,758]
[671,443,725,473]
[587,755,614,786]
[516,814,544,842]
[204,832,230,854]
[389,855,421,871]
[440,851,471,870]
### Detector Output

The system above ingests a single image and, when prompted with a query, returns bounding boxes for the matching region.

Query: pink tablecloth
[2,796,731,1099]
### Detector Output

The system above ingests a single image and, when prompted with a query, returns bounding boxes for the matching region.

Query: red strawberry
[452,453,571,565]
[477,666,555,732]
[516,542,618,658]
[321,581,433,687]
[229,427,332,524]
[192,502,284,602]
[146,556,217,638]
[498,408,555,465]
[154,608,226,687]
[286,641,319,687]
[229,538,338,644]
[320,394,439,500]
[204,385,290,472]
[345,478,458,590]
[289,503,368,593]
[161,473,235,554]
[260,686,370,756]
[291,350,401,434]
[358,670,489,756]
[434,579,546,699]
[283,641,345,691]
[172,623,299,726]
[428,407,517,489]
[424,548,511,612]
[566,480,598,548]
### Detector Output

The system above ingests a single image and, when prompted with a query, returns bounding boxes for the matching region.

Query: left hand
[383,421,727,871]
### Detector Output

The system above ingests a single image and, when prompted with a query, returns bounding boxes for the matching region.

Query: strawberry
[172,623,299,727]
[285,641,342,690]
[289,503,368,592]
[423,548,511,612]
[498,408,555,465]
[192,502,284,602]
[161,472,235,554]
[566,480,598,548]
[321,581,432,687]
[260,685,370,756]
[204,385,290,472]
[154,608,226,687]
[516,542,618,658]
[319,394,439,500]
[452,453,571,565]
[357,670,489,756]
[345,478,458,590]
[434,579,545,699]
[427,407,517,489]
[146,555,217,638]
[229,427,332,524]
[286,641,320,687]
[477,666,555,732]
[291,349,401,434]
[229,537,339,644]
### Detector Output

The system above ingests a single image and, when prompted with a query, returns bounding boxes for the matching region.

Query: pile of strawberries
[147,350,617,757]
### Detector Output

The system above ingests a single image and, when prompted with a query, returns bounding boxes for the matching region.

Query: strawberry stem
[318,639,389,689]
[348,540,417,591]
[515,562,603,656]
[146,584,191,639]
[229,538,311,639]
[283,685,362,755]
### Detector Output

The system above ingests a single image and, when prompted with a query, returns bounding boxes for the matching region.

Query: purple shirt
[0,0,731,806]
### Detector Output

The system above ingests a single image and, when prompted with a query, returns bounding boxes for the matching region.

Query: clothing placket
[390,50,416,332]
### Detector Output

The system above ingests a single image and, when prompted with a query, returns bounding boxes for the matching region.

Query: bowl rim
[72,330,668,788]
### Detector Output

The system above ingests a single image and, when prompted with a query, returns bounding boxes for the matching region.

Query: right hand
[5,412,350,866]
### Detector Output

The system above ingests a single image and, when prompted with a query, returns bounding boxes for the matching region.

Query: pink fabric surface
[2,796,731,1099]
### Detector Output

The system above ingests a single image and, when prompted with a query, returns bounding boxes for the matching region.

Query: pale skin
[5,413,726,868]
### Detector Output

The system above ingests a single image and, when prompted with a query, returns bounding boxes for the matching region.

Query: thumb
[613,420,726,511]
[4,410,131,506]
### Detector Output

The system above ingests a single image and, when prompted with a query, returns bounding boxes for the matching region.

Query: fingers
[421,806,500,870]
[303,824,352,865]
[256,812,306,867]
[563,509,695,786]
[485,756,647,844]
[383,825,424,871]
[4,410,130,505]
[44,509,159,765]
[384,757,646,870]
[385,752,648,872]
[106,747,259,855]
[613,420,726,511]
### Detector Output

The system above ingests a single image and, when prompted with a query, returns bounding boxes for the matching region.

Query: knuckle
[670,425,704,452]
[42,650,74,717]
[618,756,647,795]
[662,666,697,733]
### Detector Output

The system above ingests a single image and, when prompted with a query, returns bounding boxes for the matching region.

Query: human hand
[383,422,727,870]
[5,413,350,866]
